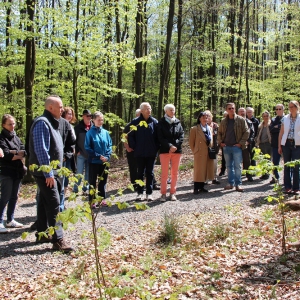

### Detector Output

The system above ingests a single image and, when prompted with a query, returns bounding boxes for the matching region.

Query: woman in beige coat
[189,112,215,194]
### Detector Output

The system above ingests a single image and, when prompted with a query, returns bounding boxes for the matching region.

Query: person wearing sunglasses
[217,103,250,192]
[278,101,300,194]
[73,109,93,194]
[269,104,284,184]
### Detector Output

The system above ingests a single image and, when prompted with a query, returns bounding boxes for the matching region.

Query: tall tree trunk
[158,0,175,118]
[245,0,250,103]
[135,0,143,108]
[228,0,236,103]
[24,0,36,182]
[175,0,183,117]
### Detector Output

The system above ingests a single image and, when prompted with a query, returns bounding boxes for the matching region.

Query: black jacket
[58,118,76,160]
[247,116,260,137]
[127,115,159,157]
[157,117,184,154]
[74,119,92,158]
[270,115,284,148]
[0,129,26,179]
[246,118,255,144]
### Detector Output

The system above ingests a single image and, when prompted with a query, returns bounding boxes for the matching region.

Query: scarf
[164,114,176,124]
[2,128,16,139]
[200,124,212,145]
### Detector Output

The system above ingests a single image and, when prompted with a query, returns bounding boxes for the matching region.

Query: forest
[1,0,300,141]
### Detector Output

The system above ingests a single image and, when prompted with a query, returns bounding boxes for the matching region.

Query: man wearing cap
[73,109,93,193]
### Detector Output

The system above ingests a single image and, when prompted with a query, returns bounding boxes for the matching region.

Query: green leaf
[116,201,130,210]
[21,232,29,240]
[134,203,149,210]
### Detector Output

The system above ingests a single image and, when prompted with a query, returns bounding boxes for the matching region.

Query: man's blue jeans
[282,140,300,190]
[73,154,89,193]
[0,175,22,224]
[272,147,281,180]
[223,146,243,186]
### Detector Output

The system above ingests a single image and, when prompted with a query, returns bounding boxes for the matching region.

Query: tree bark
[158,0,175,118]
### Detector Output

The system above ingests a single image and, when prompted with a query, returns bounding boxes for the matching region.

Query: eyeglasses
[84,115,92,117]
[289,106,296,109]
[227,107,235,110]
[275,108,282,110]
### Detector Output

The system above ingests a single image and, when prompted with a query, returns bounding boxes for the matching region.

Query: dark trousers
[0,175,22,224]
[34,176,63,242]
[136,157,156,195]
[88,163,108,201]
[126,151,138,188]
[272,147,281,180]
[242,147,251,172]
[220,148,226,174]
[282,140,300,190]
[250,141,256,166]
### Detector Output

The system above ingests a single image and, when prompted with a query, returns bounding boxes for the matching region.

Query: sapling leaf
[21,232,29,240]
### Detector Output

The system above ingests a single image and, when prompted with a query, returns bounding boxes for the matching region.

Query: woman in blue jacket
[84,111,112,206]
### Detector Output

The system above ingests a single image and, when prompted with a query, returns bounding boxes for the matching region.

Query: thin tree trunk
[175,0,182,117]
[158,0,175,118]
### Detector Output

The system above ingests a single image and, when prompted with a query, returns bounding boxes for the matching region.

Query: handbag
[208,147,216,159]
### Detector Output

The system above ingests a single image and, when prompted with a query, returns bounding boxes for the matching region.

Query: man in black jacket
[127,102,159,201]
[73,109,93,193]
[246,107,260,166]
[238,108,255,182]
[269,104,284,183]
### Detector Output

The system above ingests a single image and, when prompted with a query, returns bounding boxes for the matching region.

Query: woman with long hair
[278,101,300,194]
[0,114,26,233]
[256,111,272,180]
[61,107,77,194]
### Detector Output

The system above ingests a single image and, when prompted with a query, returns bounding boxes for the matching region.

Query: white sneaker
[136,193,144,201]
[160,194,167,202]
[170,194,177,201]
[6,220,23,228]
[0,223,8,233]
[146,194,153,201]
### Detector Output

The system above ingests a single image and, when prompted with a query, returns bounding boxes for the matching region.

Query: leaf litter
[1,146,300,299]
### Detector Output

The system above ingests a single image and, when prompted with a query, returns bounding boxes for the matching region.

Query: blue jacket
[84,125,112,164]
[127,115,159,157]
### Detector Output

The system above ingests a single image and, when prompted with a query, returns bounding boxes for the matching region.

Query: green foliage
[158,214,181,245]
[205,224,230,244]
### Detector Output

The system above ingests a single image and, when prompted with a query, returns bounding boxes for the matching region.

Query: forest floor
[1,143,300,299]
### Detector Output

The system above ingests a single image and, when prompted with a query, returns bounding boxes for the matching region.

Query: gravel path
[0,169,276,281]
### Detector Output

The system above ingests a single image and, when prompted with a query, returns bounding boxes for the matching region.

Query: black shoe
[247,176,254,182]
[260,174,269,180]
[30,220,38,231]
[193,189,199,195]
[219,171,225,176]
[212,179,220,184]
[269,178,277,184]
[153,184,160,190]
[200,188,209,193]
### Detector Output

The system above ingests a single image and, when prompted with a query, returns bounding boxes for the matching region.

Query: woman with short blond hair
[157,104,184,201]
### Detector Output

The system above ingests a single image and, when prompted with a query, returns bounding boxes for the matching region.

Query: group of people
[0,95,112,253]
[0,97,299,253]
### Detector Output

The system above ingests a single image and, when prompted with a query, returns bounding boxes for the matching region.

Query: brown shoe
[235,185,244,192]
[52,238,74,253]
[224,185,234,190]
